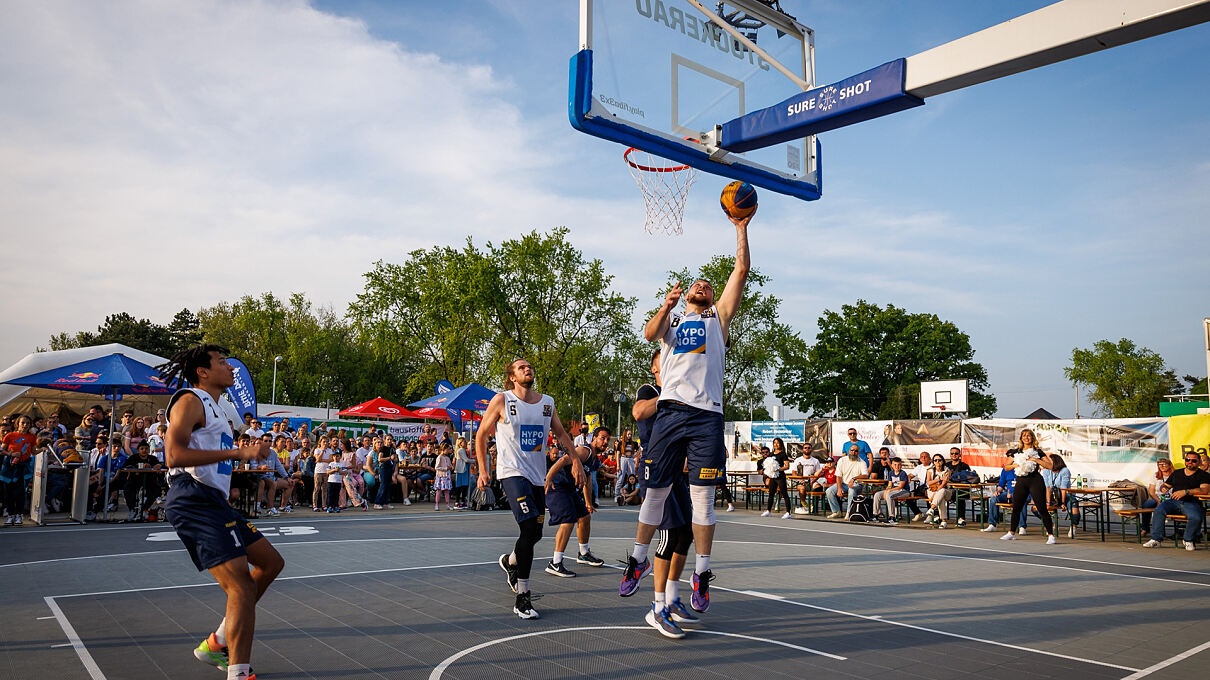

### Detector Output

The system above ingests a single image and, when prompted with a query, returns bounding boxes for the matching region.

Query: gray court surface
[3,507,1210,679]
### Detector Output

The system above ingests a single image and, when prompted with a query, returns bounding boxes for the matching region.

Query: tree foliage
[775,300,996,419]
[349,228,640,422]
[45,311,179,357]
[655,257,803,421]
[1065,338,1180,418]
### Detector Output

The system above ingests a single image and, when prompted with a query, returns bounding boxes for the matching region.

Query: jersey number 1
[230,530,241,547]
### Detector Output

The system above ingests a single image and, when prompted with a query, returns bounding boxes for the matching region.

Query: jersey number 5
[519,500,530,514]
[509,402,517,417]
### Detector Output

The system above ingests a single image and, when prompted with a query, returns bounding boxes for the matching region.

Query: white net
[624,147,699,236]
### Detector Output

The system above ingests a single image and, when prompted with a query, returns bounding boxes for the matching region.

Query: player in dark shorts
[544,427,609,577]
[476,358,583,619]
[622,349,700,638]
[160,345,283,680]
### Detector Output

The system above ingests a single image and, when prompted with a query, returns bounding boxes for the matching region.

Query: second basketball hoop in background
[720,181,758,220]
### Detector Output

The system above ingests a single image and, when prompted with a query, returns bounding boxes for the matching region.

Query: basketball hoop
[624,144,699,236]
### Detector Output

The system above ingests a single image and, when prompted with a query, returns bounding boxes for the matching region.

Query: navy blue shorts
[501,476,545,525]
[643,402,725,488]
[546,485,588,526]
[164,475,264,571]
[638,463,691,530]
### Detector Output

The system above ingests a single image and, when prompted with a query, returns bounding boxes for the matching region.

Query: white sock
[214,617,227,646]
[552,550,564,565]
[653,590,666,608]
[695,554,710,574]
[227,664,251,680]
[516,578,529,594]
[633,542,649,562]
[578,542,589,554]
[666,579,679,602]
[508,552,518,566]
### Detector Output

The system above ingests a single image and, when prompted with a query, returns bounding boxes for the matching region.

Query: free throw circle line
[428,625,844,679]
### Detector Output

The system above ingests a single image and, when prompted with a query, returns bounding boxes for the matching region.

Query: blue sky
[1,1,1206,418]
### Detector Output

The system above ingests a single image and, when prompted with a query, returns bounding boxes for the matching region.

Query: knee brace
[519,517,543,547]
[690,485,716,526]
[637,486,671,526]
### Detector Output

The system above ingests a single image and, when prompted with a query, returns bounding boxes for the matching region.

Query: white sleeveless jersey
[658,306,726,413]
[495,390,554,486]
[168,388,235,495]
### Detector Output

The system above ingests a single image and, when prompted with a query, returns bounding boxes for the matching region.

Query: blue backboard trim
[569,49,822,201]
[720,59,924,153]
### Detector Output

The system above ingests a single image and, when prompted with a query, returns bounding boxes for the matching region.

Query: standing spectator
[923,454,953,528]
[1,415,37,526]
[325,446,346,513]
[341,444,368,511]
[1001,429,1058,544]
[453,437,471,508]
[43,413,68,443]
[760,438,793,519]
[150,409,168,439]
[86,405,110,431]
[840,427,872,466]
[1143,453,1210,550]
[826,445,868,519]
[875,457,911,524]
[944,447,972,527]
[1140,458,1174,536]
[434,445,453,511]
[312,436,333,511]
[296,440,315,507]
[371,439,397,509]
[236,413,254,436]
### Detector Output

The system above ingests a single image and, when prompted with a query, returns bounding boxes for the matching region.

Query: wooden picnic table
[1062,487,1136,542]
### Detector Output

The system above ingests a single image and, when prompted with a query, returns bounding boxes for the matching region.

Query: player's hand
[728,208,755,229]
[585,500,596,514]
[571,462,587,488]
[477,471,492,490]
[544,478,553,494]
[664,280,682,309]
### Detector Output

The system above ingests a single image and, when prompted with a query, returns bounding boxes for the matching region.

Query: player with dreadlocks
[159,345,283,680]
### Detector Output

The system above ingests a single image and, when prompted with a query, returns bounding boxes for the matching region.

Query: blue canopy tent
[408,383,496,434]
[3,352,177,521]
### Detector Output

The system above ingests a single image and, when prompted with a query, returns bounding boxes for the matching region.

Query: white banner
[831,420,891,458]
[386,423,448,442]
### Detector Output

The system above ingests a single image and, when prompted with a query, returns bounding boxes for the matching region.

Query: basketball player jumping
[160,345,284,680]
[476,358,585,619]
[619,211,752,620]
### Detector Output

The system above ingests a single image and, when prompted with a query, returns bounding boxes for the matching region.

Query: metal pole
[272,356,280,405]
[1203,318,1210,400]
[101,387,116,522]
[1075,385,1080,419]
[834,394,839,419]
[581,392,585,426]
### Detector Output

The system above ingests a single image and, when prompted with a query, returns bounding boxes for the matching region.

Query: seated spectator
[789,449,822,511]
[923,454,953,528]
[617,474,641,505]
[245,419,265,440]
[73,414,102,451]
[826,445,867,519]
[981,452,1022,534]
[43,413,68,443]
[341,443,368,511]
[146,423,167,463]
[1041,453,1072,524]
[904,451,932,521]
[1143,453,1210,550]
[1140,458,1173,535]
[259,441,296,515]
[119,441,162,521]
[868,447,891,480]
[945,447,972,527]
[874,457,910,524]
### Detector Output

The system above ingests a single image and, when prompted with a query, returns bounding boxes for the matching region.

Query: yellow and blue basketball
[720,181,757,220]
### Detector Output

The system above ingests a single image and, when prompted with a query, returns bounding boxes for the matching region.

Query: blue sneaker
[668,597,700,624]
[644,603,685,639]
[691,570,714,613]
[619,555,651,597]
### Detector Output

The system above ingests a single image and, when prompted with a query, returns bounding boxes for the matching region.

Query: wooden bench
[894,496,927,523]
[799,490,827,516]
[1121,509,1192,547]
[993,502,1060,533]
[743,485,767,510]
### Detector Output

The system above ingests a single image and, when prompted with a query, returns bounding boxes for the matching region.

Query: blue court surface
[3,507,1210,679]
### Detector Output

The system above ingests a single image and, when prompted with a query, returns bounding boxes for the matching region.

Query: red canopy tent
[337,397,427,421]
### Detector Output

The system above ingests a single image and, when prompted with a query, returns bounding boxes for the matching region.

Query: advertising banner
[882,419,962,464]
[962,418,1169,485]
[387,423,448,442]
[831,420,891,459]
[224,358,257,420]
[750,421,805,444]
[1169,413,1210,466]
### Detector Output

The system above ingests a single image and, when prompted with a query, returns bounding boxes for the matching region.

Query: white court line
[0,510,474,535]
[1,549,187,569]
[44,596,105,680]
[427,625,844,679]
[716,515,1210,573]
[1119,639,1210,679]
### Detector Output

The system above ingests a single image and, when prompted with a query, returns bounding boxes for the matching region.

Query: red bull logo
[55,372,102,384]
[71,372,101,379]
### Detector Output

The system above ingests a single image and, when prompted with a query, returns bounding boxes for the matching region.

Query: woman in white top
[924,454,953,528]
[312,436,333,511]
[1141,458,1174,535]
[326,440,346,513]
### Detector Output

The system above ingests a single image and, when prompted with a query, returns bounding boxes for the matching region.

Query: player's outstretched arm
[165,393,268,468]
[475,394,504,489]
[644,280,682,342]
[715,212,753,328]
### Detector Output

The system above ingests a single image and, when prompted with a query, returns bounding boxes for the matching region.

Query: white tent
[0,344,172,421]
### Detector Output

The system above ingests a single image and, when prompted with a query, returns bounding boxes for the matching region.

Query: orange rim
[623,138,699,173]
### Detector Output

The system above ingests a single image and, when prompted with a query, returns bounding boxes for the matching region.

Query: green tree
[167,308,204,348]
[656,258,803,421]
[1065,339,1181,417]
[775,300,996,418]
[349,228,639,421]
[45,312,175,357]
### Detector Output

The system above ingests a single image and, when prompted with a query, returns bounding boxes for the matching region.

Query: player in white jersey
[160,345,283,680]
[475,358,584,619]
[619,210,752,621]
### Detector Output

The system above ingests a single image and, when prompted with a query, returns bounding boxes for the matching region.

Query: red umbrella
[337,397,428,421]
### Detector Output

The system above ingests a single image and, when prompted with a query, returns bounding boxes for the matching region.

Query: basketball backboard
[920,379,969,415]
[570,0,822,201]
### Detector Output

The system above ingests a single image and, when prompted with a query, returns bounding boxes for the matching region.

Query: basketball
[720,181,757,220]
